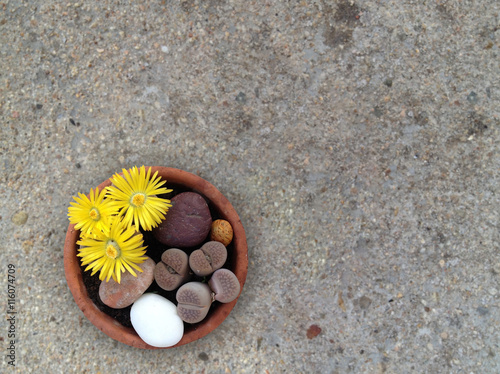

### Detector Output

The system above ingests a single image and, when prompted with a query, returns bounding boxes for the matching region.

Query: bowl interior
[64,167,248,349]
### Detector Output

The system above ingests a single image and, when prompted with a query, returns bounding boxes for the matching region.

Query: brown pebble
[99,257,155,309]
[153,192,212,248]
[307,324,322,339]
[210,219,233,246]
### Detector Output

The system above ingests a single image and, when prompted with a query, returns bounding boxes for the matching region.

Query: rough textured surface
[189,241,228,276]
[99,257,155,309]
[176,282,213,324]
[0,0,499,372]
[153,192,212,248]
[210,219,234,246]
[155,248,191,291]
[209,269,241,304]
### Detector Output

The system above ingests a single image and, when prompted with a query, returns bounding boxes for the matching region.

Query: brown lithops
[176,282,213,324]
[154,248,190,291]
[208,269,240,303]
[210,219,233,246]
[189,241,227,276]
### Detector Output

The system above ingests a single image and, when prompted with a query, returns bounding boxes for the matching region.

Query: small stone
[235,92,247,103]
[189,241,227,276]
[338,291,346,312]
[373,106,383,118]
[307,324,322,339]
[176,282,212,324]
[210,219,233,246]
[153,192,212,248]
[493,263,500,275]
[130,293,184,347]
[198,352,209,361]
[154,249,190,291]
[99,257,155,308]
[359,296,372,310]
[11,211,28,225]
[467,91,478,104]
[208,269,240,303]
[477,306,489,316]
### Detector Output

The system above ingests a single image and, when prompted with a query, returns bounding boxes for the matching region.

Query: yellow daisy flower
[106,166,172,231]
[68,187,116,236]
[77,216,147,283]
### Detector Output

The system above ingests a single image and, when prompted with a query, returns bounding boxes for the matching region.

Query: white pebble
[130,293,184,348]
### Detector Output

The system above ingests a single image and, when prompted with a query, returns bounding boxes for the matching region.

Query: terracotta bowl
[64,167,248,349]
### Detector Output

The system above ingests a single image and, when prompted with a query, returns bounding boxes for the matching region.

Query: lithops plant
[176,282,213,324]
[210,219,233,246]
[154,248,191,291]
[189,241,227,276]
[208,269,240,303]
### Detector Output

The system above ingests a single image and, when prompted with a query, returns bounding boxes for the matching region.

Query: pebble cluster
[95,190,239,347]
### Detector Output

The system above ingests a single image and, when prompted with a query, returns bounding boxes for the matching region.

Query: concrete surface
[1,0,499,373]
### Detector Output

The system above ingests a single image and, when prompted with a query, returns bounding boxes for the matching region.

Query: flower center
[105,241,120,259]
[131,193,146,207]
[89,208,100,221]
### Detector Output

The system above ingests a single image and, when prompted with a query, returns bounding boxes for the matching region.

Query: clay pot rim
[63,166,248,349]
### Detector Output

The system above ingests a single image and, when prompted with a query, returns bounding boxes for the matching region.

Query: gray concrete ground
[1,0,499,373]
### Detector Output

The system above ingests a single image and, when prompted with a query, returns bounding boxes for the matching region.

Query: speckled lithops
[210,219,233,246]
[189,241,227,276]
[154,248,190,291]
[208,269,240,303]
[176,282,213,324]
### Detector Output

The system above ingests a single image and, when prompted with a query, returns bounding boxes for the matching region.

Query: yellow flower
[77,216,147,283]
[106,166,172,231]
[68,187,116,236]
